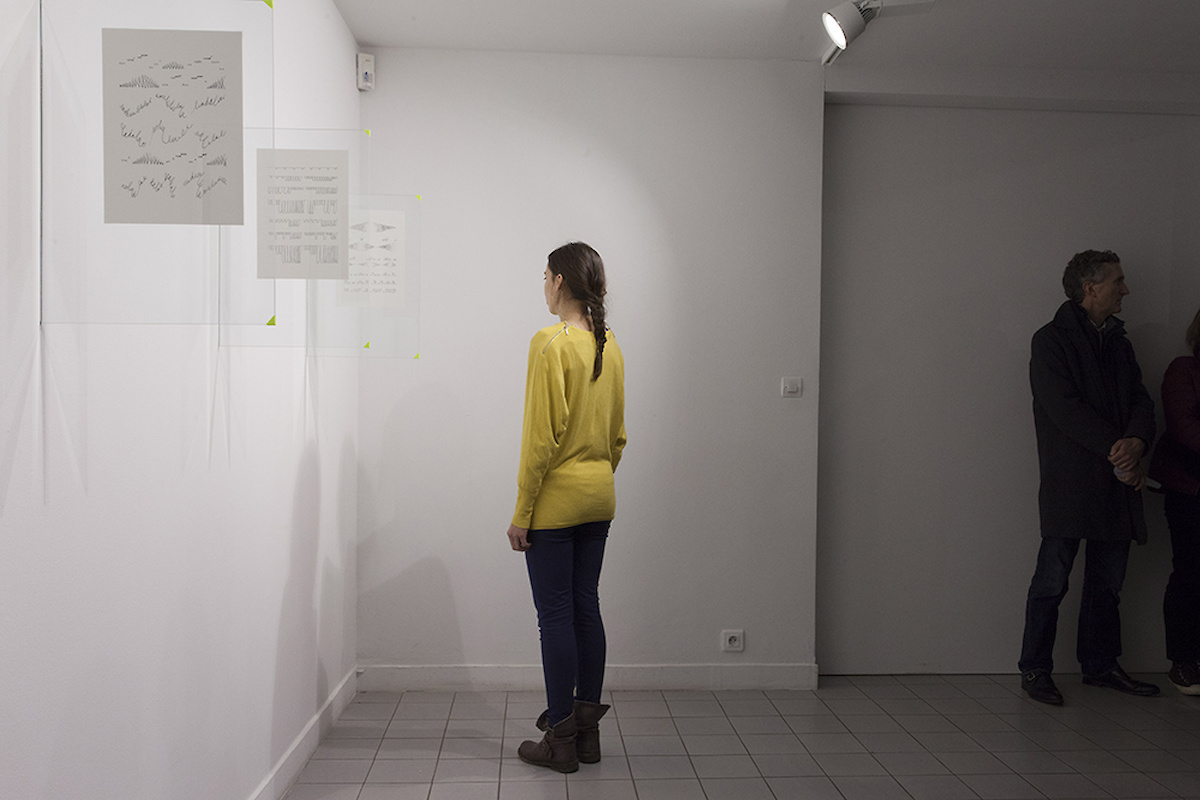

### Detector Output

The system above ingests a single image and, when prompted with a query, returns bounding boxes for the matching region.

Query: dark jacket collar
[1053,299,1125,339]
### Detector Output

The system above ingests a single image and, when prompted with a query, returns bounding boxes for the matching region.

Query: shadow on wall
[272,441,321,766]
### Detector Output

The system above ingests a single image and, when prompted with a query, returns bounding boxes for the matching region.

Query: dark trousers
[1019,536,1130,676]
[525,520,610,727]
[1164,491,1200,664]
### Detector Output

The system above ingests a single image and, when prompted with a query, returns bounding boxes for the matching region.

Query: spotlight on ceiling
[822,0,882,50]
[821,0,935,61]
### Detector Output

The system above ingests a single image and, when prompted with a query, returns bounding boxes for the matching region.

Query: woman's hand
[507,524,531,552]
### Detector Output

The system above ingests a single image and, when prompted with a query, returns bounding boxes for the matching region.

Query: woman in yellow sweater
[506,242,626,773]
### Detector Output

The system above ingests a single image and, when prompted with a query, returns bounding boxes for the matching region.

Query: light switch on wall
[781,377,802,398]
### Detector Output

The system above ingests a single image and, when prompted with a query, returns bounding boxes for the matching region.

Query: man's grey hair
[1062,250,1120,303]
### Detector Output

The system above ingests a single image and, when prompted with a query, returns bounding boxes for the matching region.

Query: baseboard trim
[358,663,818,692]
[246,667,358,800]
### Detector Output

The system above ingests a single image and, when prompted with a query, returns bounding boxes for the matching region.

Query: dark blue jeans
[1019,536,1130,676]
[1164,491,1200,664]
[525,520,610,727]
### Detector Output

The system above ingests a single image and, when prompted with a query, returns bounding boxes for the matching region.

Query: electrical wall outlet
[721,629,744,653]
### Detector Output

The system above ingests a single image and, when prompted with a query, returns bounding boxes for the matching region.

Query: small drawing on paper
[339,210,406,308]
[257,149,350,279]
[103,29,244,225]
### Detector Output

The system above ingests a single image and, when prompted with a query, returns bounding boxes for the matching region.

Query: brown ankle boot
[573,700,611,763]
[518,713,578,773]
[536,701,611,764]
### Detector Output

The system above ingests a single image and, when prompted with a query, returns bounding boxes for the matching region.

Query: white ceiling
[331,0,1200,75]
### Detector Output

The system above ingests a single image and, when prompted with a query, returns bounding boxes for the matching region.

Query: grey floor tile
[671,716,733,735]
[767,776,845,800]
[630,778,706,800]
[1050,748,1135,773]
[393,703,452,720]
[446,719,504,738]
[1086,771,1177,797]
[896,715,960,733]
[387,719,448,739]
[664,699,723,717]
[751,752,823,777]
[357,787,432,800]
[376,738,442,759]
[718,699,777,716]
[932,751,1013,775]
[497,780,567,799]
[1022,772,1108,799]
[366,759,437,783]
[563,779,638,799]
[951,715,1015,733]
[913,731,985,752]
[814,752,888,776]
[340,702,398,721]
[875,751,951,776]
[312,738,381,759]
[330,719,390,739]
[567,754,631,780]
[966,731,1041,752]
[825,698,887,715]
[770,697,834,715]
[800,732,868,753]
[428,784,497,800]
[355,691,403,704]
[730,715,792,735]
[896,774,980,800]
[680,734,745,755]
[613,700,670,718]
[739,733,806,754]
[993,749,1075,774]
[698,777,775,799]
[627,755,696,780]
[619,717,678,736]
[831,775,914,800]
[855,732,927,753]
[690,754,760,779]
[432,758,501,782]
[1114,748,1198,772]
[283,786,363,800]
[958,773,1044,800]
[786,715,850,734]
[297,759,373,784]
[843,715,906,734]
[439,737,503,759]
[401,691,454,704]
[623,735,686,756]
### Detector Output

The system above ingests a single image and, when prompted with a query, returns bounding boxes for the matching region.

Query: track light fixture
[821,0,935,60]
[822,0,882,50]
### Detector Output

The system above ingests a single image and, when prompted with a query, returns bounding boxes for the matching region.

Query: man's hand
[1108,437,1146,473]
[507,524,530,552]
[1115,463,1148,491]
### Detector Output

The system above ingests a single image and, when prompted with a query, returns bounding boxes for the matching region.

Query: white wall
[819,102,1200,674]
[0,2,362,799]
[356,49,826,690]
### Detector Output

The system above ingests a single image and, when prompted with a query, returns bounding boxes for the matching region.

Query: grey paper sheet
[257,149,350,279]
[102,28,244,225]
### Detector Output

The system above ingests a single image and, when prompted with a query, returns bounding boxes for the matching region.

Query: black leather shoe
[1021,671,1063,705]
[1082,665,1161,697]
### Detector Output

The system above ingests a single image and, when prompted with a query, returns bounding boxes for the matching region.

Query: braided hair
[547,242,608,381]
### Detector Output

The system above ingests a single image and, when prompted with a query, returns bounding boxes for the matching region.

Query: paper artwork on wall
[257,149,350,279]
[102,28,244,225]
[338,209,405,307]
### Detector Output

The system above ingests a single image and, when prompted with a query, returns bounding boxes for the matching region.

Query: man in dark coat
[1019,250,1160,705]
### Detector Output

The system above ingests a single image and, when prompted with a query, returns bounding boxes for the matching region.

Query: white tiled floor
[283,674,1200,800]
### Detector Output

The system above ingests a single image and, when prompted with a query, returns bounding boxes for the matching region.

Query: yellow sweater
[512,323,626,530]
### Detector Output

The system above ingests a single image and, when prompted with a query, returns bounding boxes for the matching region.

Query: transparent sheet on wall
[305,194,422,358]
[217,128,373,349]
[40,0,273,327]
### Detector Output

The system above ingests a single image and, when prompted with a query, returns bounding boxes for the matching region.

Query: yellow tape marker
[416,195,422,201]
[364,129,371,136]
[414,353,420,359]
[263,0,273,8]
[267,315,276,326]
[364,342,371,348]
